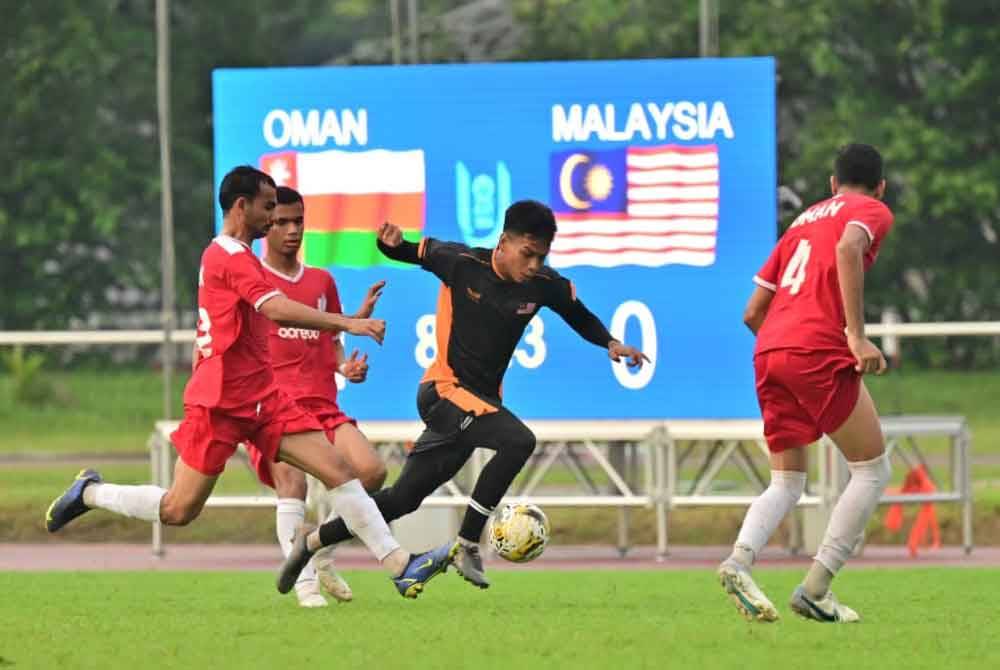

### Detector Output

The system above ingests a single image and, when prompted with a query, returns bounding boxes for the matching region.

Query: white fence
[147,415,973,558]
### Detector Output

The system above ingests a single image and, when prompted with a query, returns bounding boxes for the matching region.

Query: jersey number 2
[780,239,811,295]
[195,307,213,358]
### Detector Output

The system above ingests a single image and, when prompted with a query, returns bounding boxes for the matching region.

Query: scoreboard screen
[212,58,776,420]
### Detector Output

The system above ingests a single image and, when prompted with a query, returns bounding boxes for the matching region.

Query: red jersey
[754,192,894,356]
[261,262,343,405]
[184,235,282,408]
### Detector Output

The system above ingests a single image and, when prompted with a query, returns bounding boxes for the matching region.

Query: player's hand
[608,341,650,369]
[354,280,386,319]
[847,333,887,375]
[346,317,386,345]
[377,221,403,248]
[339,349,369,383]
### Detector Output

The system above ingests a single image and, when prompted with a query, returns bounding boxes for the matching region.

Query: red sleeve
[753,243,781,292]
[225,253,281,311]
[325,275,342,314]
[846,200,894,253]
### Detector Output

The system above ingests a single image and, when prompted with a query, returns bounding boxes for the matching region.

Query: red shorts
[170,390,322,487]
[245,398,356,489]
[754,350,860,453]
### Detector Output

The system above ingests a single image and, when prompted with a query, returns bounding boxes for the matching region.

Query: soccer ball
[488,503,550,563]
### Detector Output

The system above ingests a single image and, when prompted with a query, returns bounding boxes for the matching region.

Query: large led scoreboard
[212,58,776,420]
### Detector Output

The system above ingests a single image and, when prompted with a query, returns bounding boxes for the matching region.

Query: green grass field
[0,569,996,670]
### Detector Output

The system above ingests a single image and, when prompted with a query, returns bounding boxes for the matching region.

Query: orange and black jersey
[378,237,614,405]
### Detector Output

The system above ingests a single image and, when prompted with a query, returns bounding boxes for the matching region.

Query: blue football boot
[392,543,453,598]
[46,469,102,532]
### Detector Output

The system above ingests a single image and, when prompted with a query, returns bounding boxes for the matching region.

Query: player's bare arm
[260,294,386,344]
[836,224,886,375]
[353,280,386,319]
[743,286,775,335]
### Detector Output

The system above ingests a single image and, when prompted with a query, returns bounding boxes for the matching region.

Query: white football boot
[789,586,860,623]
[293,579,328,608]
[313,546,353,603]
[717,559,779,622]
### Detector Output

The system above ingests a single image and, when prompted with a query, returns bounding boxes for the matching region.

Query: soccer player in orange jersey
[276,199,649,592]
[719,144,895,623]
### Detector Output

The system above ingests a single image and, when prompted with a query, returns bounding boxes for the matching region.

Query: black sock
[458,502,492,544]
[318,517,352,547]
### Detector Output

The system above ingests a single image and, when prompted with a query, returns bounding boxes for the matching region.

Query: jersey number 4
[780,239,812,295]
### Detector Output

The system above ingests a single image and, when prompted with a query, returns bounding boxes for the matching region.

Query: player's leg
[46,406,227,532]
[791,380,889,623]
[313,441,476,548]
[270,460,327,607]
[719,351,816,622]
[275,430,453,598]
[309,421,385,602]
[444,407,536,589]
[330,421,387,493]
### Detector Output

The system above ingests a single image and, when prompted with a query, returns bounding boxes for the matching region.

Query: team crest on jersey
[317,295,327,312]
[516,302,536,315]
[466,287,482,303]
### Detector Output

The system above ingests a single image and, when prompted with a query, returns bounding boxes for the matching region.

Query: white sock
[731,470,807,566]
[84,483,166,522]
[276,498,316,585]
[815,453,891,575]
[328,479,400,563]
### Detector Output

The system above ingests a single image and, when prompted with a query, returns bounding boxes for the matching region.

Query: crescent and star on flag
[558,153,615,211]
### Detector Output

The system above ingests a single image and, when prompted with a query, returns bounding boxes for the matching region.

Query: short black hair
[503,200,557,243]
[218,165,276,213]
[276,186,303,205]
[834,143,883,191]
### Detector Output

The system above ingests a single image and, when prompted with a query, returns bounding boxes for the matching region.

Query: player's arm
[836,224,886,375]
[225,254,386,344]
[743,286,774,335]
[376,222,463,284]
[334,338,369,383]
[259,295,386,345]
[549,281,649,369]
[352,281,385,319]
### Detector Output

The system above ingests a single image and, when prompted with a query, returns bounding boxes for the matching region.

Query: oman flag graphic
[260,149,425,268]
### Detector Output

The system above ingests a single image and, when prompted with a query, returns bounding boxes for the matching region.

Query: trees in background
[3,1,996,364]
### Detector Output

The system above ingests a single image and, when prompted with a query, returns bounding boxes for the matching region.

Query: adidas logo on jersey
[277,327,321,340]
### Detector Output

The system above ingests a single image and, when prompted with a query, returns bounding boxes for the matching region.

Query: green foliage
[1,345,55,406]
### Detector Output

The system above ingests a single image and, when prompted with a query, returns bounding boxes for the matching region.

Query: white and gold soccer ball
[488,503,550,563]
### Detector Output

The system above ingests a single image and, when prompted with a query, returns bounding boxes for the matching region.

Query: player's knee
[850,452,892,490]
[275,477,307,500]
[160,499,201,526]
[509,428,536,462]
[770,470,807,502]
[358,461,387,492]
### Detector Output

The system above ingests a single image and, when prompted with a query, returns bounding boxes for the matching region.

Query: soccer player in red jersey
[45,166,451,599]
[719,144,894,623]
[253,185,387,607]
[276,199,649,592]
